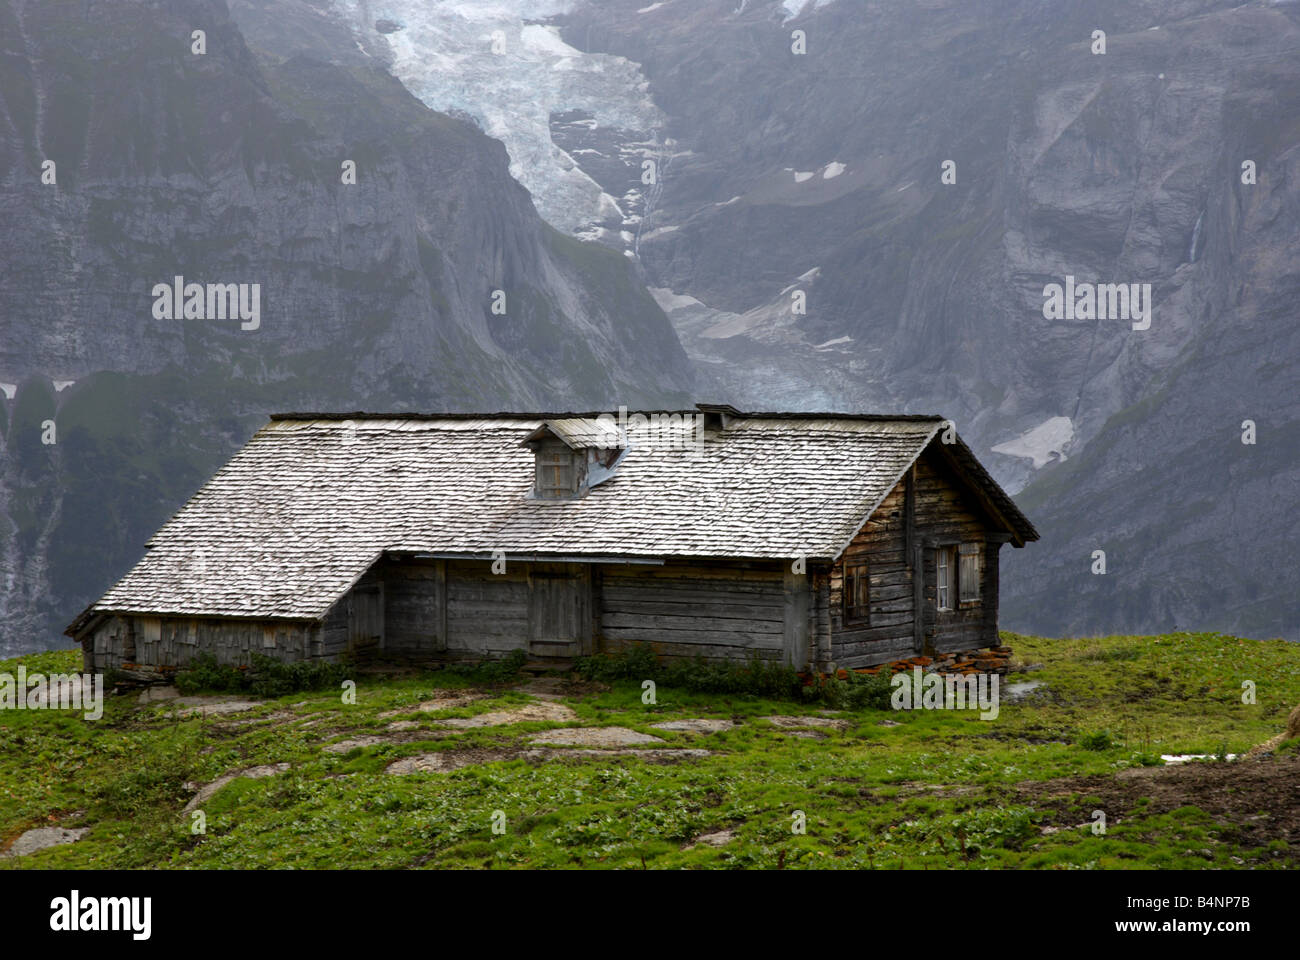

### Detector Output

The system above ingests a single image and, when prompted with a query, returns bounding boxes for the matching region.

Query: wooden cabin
[66,404,1037,676]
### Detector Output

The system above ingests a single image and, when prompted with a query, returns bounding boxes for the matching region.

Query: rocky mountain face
[543,0,1299,641]
[0,0,692,653]
[3,0,1295,653]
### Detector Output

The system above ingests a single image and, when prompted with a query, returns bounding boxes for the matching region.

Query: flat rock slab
[2,826,89,858]
[182,763,289,814]
[685,828,736,850]
[762,715,850,730]
[170,697,262,718]
[223,711,297,728]
[386,750,515,775]
[378,692,487,719]
[529,726,664,747]
[438,701,577,728]
[322,735,394,754]
[526,748,710,760]
[649,718,738,733]
[781,730,827,739]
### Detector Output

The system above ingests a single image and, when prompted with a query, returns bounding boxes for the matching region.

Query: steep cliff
[0,0,692,652]
[551,0,1300,639]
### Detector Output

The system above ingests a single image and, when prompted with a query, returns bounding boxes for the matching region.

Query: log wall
[830,445,1003,668]
[596,560,793,663]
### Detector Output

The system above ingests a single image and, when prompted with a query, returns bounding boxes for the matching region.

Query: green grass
[1,631,1296,869]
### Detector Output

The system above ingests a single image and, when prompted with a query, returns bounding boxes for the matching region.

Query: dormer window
[535,441,581,499]
[521,419,625,500]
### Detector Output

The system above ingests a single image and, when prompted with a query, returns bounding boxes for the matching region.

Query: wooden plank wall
[82,614,321,672]
[830,447,1002,668]
[376,557,447,655]
[443,559,530,658]
[597,561,788,663]
[913,453,999,655]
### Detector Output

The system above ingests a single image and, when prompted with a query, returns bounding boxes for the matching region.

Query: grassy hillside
[1,632,1297,869]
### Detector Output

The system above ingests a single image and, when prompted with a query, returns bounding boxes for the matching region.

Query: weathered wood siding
[376,557,447,655]
[831,482,916,666]
[596,561,793,663]
[830,445,1003,668]
[913,451,1000,655]
[80,614,321,673]
[443,559,530,658]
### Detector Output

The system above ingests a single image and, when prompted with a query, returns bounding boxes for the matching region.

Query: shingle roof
[70,410,1036,628]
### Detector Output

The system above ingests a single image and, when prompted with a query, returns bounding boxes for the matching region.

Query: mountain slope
[0,0,692,653]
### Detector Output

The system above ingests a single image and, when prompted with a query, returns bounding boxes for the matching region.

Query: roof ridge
[268,410,948,422]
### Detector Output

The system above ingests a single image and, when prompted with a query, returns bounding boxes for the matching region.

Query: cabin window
[843,563,870,624]
[936,546,954,610]
[535,445,578,499]
[958,542,981,603]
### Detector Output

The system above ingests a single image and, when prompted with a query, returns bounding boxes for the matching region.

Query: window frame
[936,545,955,611]
[843,561,870,625]
[535,445,577,499]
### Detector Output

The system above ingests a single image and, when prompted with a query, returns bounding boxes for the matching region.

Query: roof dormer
[520,418,625,499]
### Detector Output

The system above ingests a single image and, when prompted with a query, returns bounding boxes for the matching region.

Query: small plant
[1077,729,1114,751]
[174,652,349,696]
[446,648,529,685]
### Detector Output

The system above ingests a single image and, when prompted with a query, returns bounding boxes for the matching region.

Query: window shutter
[958,542,981,602]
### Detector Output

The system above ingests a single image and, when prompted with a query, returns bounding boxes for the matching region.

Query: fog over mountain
[1,0,1296,652]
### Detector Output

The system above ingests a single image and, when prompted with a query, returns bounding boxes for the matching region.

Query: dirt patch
[1016,754,1300,848]
[650,718,738,733]
[137,685,180,704]
[1,826,89,858]
[761,715,849,730]
[438,701,577,728]
[529,726,665,747]
[516,677,609,700]
[182,763,290,814]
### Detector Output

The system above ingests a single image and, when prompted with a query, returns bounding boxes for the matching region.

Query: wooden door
[347,582,384,656]
[527,564,590,658]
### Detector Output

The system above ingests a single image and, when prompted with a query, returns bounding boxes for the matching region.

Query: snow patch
[641,225,680,240]
[793,170,814,182]
[334,0,664,235]
[814,335,852,348]
[649,287,705,312]
[0,383,15,401]
[991,416,1074,469]
[780,0,838,22]
[822,161,846,179]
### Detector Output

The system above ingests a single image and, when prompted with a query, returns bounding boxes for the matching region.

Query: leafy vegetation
[0,631,1296,869]
[175,652,352,698]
